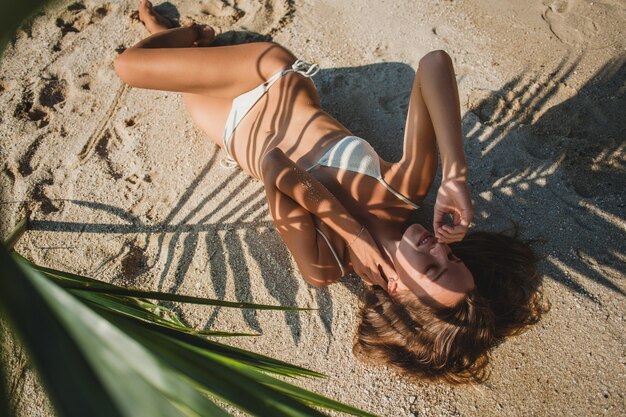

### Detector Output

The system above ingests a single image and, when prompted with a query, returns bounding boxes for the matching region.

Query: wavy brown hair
[353,229,549,384]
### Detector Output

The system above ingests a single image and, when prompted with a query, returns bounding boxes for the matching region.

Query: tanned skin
[115,1,473,304]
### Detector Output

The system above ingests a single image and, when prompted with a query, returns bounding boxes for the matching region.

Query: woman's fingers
[436,225,466,243]
[435,225,454,241]
[370,270,387,288]
[432,204,449,234]
[435,229,452,243]
[379,258,396,284]
[443,224,467,236]
[456,208,473,229]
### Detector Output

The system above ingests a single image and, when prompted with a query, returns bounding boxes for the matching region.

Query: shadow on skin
[22,40,624,342]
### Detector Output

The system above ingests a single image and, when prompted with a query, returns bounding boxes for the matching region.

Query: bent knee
[253,42,298,78]
[113,51,133,84]
[419,50,452,69]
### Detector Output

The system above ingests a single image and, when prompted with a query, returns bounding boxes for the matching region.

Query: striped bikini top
[306,136,420,210]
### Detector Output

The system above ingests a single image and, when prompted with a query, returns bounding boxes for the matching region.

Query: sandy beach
[1,0,624,416]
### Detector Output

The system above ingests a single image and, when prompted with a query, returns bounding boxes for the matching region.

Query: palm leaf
[0,338,12,417]
[2,217,380,416]
[14,253,311,311]
[98,310,337,417]
[160,335,378,417]
[119,318,377,417]
[77,291,260,337]
[0,246,125,417]
[22,256,232,417]
[4,217,26,251]
[11,253,322,378]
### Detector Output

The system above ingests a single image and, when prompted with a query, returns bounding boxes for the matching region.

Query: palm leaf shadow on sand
[315,56,624,302]
[460,55,625,300]
[139,159,276,335]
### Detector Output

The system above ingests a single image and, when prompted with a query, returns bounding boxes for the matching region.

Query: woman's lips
[417,232,432,247]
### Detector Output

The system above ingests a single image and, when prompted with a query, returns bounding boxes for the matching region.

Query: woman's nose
[430,242,449,257]
[430,242,443,252]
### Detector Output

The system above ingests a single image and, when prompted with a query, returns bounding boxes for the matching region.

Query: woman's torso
[199,71,421,269]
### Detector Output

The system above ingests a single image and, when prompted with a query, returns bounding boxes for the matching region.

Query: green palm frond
[1,218,379,417]
[14,253,312,311]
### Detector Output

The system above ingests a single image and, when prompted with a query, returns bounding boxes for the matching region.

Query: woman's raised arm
[400,50,473,243]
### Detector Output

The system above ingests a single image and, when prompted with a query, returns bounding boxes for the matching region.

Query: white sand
[1,0,624,416]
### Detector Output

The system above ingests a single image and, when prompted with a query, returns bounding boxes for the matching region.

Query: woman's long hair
[353,229,549,384]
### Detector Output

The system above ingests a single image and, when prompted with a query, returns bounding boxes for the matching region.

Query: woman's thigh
[182,94,231,146]
[115,41,297,99]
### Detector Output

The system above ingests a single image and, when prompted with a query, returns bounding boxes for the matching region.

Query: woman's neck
[364,218,403,265]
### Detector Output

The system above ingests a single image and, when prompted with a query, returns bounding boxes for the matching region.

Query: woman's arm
[262,164,344,287]
[402,50,467,180]
[261,148,396,287]
[401,50,473,242]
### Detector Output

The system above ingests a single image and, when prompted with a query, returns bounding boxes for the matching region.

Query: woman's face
[390,223,475,307]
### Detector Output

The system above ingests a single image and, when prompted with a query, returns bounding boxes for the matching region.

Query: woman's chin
[403,223,428,242]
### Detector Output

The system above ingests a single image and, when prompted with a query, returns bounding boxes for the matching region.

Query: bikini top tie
[290,60,320,77]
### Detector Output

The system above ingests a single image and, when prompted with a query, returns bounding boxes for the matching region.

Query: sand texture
[1,0,625,416]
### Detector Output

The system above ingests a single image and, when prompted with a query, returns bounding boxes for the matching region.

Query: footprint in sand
[13,88,49,128]
[32,176,60,214]
[39,76,67,109]
[173,0,295,39]
[541,0,600,48]
[17,136,44,177]
[94,129,124,180]
[120,243,149,281]
[77,72,91,91]
[53,2,114,50]
[13,75,68,128]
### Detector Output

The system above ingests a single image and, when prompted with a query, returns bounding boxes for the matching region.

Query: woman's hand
[433,178,474,244]
[347,228,396,288]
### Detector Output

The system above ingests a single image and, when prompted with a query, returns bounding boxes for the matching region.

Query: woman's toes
[138,0,150,14]
[137,0,152,23]
[195,25,216,46]
[136,0,172,33]
[199,25,215,39]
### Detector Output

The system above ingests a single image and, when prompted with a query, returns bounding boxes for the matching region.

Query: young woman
[114,0,547,383]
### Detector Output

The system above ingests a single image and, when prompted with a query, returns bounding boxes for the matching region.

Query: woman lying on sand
[114,0,547,383]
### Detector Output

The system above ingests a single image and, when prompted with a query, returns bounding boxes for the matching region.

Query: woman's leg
[116,0,295,143]
[114,2,296,99]
[125,1,228,142]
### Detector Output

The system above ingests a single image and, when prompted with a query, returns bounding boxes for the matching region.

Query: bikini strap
[378,178,421,209]
[314,227,345,276]
[221,59,320,170]
[262,60,319,91]
[220,156,239,169]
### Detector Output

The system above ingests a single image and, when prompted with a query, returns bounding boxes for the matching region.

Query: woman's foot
[137,0,173,34]
[192,23,216,47]
[135,0,216,46]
